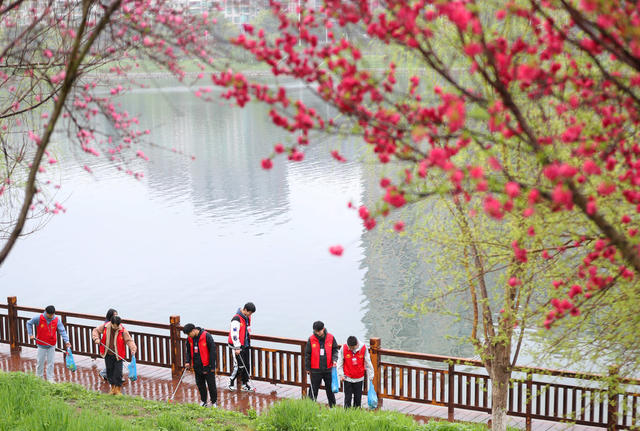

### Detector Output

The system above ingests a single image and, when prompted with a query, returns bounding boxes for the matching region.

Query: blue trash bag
[331,367,339,393]
[65,348,77,372]
[368,381,378,409]
[128,356,137,382]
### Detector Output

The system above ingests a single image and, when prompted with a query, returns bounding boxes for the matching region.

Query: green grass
[0,371,251,431]
[0,371,514,431]
[255,398,495,431]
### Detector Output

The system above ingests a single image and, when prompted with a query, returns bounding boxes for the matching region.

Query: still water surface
[1,83,473,357]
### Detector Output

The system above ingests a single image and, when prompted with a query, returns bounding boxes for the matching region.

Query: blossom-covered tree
[0,0,231,263]
[210,1,640,429]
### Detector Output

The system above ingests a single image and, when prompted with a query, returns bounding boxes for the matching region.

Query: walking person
[228,302,256,391]
[337,336,374,408]
[183,323,218,407]
[99,308,118,381]
[26,305,71,382]
[305,321,339,407]
[92,315,137,395]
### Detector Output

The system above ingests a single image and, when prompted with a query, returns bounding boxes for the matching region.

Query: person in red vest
[337,336,374,408]
[92,315,137,395]
[305,321,340,407]
[183,323,218,407]
[228,302,256,391]
[26,305,71,382]
[99,308,118,381]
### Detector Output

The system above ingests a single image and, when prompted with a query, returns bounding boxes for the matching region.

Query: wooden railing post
[526,372,533,431]
[370,337,382,408]
[608,366,620,431]
[448,362,455,421]
[169,315,181,377]
[301,343,308,398]
[7,296,21,353]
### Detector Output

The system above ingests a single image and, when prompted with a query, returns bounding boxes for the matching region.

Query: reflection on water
[1,83,469,356]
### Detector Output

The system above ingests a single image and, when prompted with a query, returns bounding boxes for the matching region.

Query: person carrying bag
[92,315,137,395]
[337,336,374,408]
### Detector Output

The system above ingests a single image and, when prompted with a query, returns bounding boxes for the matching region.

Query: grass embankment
[0,371,502,431]
[0,371,251,431]
[255,399,490,431]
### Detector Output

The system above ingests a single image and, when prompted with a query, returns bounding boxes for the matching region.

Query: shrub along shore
[0,371,501,431]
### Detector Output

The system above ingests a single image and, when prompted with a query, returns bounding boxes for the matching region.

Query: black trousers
[230,347,251,385]
[104,354,123,387]
[195,370,217,404]
[343,380,363,408]
[309,371,336,407]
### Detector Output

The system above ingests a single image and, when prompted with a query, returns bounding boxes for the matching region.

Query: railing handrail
[201,328,306,347]
[377,347,640,386]
[13,306,172,330]
[11,306,308,345]
[377,347,483,366]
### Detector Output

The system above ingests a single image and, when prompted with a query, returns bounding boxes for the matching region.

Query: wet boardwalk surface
[0,345,599,431]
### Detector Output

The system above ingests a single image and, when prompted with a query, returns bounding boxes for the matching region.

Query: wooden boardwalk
[0,345,599,430]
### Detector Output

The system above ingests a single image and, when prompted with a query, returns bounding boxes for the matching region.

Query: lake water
[0,82,475,358]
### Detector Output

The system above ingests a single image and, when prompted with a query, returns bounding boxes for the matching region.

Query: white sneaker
[211,403,218,408]
[228,383,236,391]
[200,401,207,407]
[241,384,254,392]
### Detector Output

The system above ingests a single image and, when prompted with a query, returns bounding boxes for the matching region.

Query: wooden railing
[1,296,639,430]
[0,297,311,396]
[369,344,640,430]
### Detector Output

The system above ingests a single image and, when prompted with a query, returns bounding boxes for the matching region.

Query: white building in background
[213,0,381,26]
[168,0,267,23]
[218,0,268,24]
[208,0,324,25]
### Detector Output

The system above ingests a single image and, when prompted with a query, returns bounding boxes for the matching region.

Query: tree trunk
[491,370,509,431]
[489,346,512,431]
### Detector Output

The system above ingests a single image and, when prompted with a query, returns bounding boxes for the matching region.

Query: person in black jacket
[183,323,217,407]
[305,320,340,407]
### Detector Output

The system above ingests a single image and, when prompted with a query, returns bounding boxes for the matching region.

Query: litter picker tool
[98,341,138,381]
[236,349,256,391]
[98,341,127,362]
[306,371,317,401]
[34,337,76,371]
[167,367,187,403]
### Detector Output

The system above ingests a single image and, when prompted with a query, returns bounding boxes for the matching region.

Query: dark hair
[45,305,55,315]
[110,315,122,326]
[243,302,256,313]
[182,323,196,335]
[347,336,358,347]
[312,321,324,332]
[105,308,118,322]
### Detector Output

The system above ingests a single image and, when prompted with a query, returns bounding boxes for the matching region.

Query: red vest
[100,324,127,360]
[188,330,210,367]
[36,315,58,347]
[310,333,334,369]
[228,313,251,346]
[342,344,366,379]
